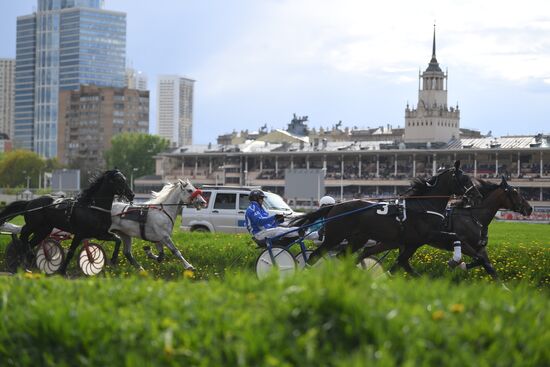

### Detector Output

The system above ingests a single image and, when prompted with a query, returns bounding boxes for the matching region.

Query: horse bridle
[179,181,204,207]
[501,183,525,213]
[453,169,482,205]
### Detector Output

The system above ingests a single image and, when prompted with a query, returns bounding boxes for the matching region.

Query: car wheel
[191,226,210,233]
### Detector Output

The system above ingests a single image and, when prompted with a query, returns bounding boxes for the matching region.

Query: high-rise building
[157,75,194,146]
[0,58,15,138]
[404,27,460,143]
[15,0,126,158]
[58,85,149,173]
[125,68,148,91]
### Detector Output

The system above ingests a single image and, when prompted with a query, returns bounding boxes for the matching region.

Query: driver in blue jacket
[245,189,301,241]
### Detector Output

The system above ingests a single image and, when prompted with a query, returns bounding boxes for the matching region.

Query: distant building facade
[15,0,126,158]
[58,85,149,173]
[0,59,15,139]
[157,75,194,147]
[125,68,148,91]
[404,27,460,143]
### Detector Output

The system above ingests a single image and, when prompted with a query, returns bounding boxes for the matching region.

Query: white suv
[181,186,297,233]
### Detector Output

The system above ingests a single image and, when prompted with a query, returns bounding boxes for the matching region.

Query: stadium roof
[165,133,549,156]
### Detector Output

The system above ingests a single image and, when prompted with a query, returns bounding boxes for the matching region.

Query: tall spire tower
[404,25,460,143]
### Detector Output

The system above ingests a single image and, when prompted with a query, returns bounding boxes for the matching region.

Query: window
[213,193,237,210]
[239,193,250,210]
[200,191,211,204]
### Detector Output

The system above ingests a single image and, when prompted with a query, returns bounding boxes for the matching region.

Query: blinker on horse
[0,169,134,275]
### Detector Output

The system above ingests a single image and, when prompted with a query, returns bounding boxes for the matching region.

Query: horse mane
[474,178,500,197]
[77,171,110,204]
[405,167,459,196]
[146,182,178,204]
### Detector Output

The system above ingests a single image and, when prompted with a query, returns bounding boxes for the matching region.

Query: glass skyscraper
[15,0,126,157]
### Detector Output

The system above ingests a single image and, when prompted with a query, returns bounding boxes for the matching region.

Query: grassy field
[0,221,548,366]
[0,220,549,286]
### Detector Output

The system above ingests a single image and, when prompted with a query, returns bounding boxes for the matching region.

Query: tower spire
[432,23,437,60]
[426,23,441,72]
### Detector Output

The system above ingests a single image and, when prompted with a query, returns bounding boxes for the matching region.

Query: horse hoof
[458,262,467,271]
[447,259,460,268]
[143,246,151,252]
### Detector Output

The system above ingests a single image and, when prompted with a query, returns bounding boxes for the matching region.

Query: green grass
[0,220,548,366]
[0,262,548,366]
[1,220,549,286]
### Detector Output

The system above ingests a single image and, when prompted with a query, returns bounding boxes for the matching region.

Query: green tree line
[0,133,169,188]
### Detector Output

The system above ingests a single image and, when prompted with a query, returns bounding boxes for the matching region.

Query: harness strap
[426,210,445,219]
[89,205,111,214]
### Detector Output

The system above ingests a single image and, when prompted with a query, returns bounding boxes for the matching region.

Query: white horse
[109,179,207,270]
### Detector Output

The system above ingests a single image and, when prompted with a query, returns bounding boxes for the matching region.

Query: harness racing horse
[109,179,207,271]
[290,161,481,275]
[0,169,134,275]
[362,176,532,280]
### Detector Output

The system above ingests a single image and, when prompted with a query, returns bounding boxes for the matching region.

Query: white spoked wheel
[256,246,296,280]
[35,239,65,275]
[357,256,385,277]
[78,243,106,276]
[295,250,313,269]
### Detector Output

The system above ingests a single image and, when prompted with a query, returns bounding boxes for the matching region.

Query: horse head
[499,176,532,216]
[106,169,134,202]
[178,179,207,209]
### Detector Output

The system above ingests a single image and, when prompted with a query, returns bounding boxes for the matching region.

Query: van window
[239,193,250,210]
[201,191,212,204]
[213,193,237,210]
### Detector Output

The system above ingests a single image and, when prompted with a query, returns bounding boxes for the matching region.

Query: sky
[1,0,549,144]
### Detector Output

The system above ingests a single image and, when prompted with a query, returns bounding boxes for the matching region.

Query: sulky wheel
[255,246,296,280]
[35,238,65,275]
[357,256,385,277]
[295,250,313,269]
[78,242,106,276]
[4,237,26,273]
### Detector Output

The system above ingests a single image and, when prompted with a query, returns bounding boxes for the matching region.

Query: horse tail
[288,205,334,227]
[0,200,29,225]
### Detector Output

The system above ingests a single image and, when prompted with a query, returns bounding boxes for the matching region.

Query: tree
[0,150,46,188]
[104,133,170,181]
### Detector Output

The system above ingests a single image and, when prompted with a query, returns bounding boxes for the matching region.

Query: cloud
[192,0,550,96]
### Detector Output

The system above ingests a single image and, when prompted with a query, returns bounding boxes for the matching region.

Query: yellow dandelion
[138,269,149,277]
[432,310,445,321]
[183,269,195,279]
[450,303,465,313]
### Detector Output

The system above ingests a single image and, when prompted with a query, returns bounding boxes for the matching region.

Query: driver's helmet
[249,189,266,202]
[319,195,336,207]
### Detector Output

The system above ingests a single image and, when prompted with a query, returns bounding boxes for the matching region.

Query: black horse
[361,176,532,280]
[290,161,481,274]
[0,169,134,275]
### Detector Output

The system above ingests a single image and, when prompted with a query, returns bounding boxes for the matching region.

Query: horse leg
[58,235,83,275]
[17,225,35,269]
[431,231,466,269]
[393,244,422,276]
[306,242,329,266]
[475,247,499,281]
[120,233,143,270]
[358,241,398,260]
[109,231,122,266]
[161,236,194,270]
[155,242,165,262]
[143,242,165,262]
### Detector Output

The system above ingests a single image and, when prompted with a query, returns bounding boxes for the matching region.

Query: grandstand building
[144,30,550,208]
